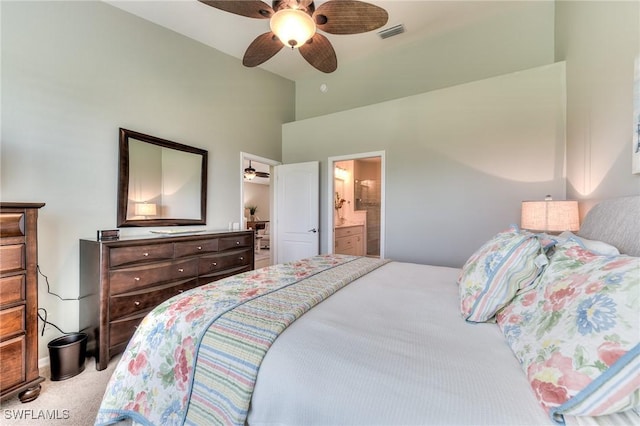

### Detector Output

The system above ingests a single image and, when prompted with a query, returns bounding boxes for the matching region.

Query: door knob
[308,228,318,233]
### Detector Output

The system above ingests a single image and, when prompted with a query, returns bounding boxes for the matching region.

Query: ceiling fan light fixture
[244,161,257,180]
[270,8,316,48]
[199,0,388,73]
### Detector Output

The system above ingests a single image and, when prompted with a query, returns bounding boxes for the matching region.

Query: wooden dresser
[0,202,45,403]
[79,230,254,371]
[334,224,365,256]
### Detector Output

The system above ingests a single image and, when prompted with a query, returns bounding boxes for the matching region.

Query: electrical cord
[36,264,77,336]
[37,264,77,301]
[37,308,72,336]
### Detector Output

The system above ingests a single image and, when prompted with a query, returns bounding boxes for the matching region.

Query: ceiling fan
[244,160,270,180]
[198,0,388,73]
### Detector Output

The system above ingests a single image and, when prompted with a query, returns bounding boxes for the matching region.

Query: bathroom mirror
[117,128,207,227]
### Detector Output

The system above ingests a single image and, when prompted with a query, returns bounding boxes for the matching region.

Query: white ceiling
[106,0,515,81]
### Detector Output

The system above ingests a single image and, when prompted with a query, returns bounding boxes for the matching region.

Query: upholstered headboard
[577,195,640,257]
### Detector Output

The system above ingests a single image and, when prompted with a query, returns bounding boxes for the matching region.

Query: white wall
[283,63,567,267]
[289,0,640,261]
[295,0,555,120]
[555,0,640,209]
[1,1,294,358]
[243,182,270,221]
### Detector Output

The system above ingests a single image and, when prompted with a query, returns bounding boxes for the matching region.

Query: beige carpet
[255,248,271,269]
[1,356,119,426]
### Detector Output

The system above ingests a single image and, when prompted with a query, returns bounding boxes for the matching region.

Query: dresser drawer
[200,265,252,284]
[335,226,363,239]
[0,305,25,339]
[335,237,356,255]
[0,244,25,274]
[109,314,146,349]
[174,239,219,258]
[109,278,199,321]
[0,336,25,391]
[109,259,198,295]
[110,243,174,268]
[0,275,24,307]
[198,249,251,276]
[218,235,253,251]
[0,213,25,238]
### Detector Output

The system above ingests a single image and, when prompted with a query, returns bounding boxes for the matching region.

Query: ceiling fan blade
[255,171,270,178]
[298,33,337,73]
[313,0,388,35]
[198,0,274,19]
[243,32,284,67]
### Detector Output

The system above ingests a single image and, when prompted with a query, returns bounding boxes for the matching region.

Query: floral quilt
[95,254,389,426]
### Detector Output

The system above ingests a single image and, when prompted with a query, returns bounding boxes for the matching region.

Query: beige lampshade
[135,202,157,217]
[521,199,579,233]
[270,8,316,48]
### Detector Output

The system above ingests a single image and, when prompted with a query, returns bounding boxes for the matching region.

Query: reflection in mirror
[117,129,207,227]
[127,139,203,220]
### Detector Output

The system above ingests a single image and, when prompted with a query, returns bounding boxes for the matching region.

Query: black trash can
[48,333,87,381]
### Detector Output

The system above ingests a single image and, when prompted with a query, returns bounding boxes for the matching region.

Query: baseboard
[38,356,50,369]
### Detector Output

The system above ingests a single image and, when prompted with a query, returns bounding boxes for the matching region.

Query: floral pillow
[458,225,544,322]
[497,240,640,421]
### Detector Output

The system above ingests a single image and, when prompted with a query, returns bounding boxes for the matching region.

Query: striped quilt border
[184,256,390,425]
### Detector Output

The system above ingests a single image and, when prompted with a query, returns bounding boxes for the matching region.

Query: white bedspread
[248,261,554,425]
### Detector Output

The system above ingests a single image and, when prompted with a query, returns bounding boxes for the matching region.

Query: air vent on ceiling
[378,24,405,40]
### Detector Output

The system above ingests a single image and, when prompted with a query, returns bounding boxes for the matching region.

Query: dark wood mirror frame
[117,128,208,227]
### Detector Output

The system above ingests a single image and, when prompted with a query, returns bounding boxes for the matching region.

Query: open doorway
[328,151,385,258]
[241,153,280,268]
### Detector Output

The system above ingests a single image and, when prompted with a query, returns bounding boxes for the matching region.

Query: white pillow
[557,231,620,256]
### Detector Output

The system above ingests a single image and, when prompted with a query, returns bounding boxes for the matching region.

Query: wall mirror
[117,128,208,227]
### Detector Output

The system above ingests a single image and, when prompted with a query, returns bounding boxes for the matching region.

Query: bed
[96,196,640,426]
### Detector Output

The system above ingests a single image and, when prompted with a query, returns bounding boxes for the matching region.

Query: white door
[274,161,320,263]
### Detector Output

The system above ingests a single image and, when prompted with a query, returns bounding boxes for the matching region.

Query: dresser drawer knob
[239,256,244,261]
[143,252,149,257]
[211,262,217,267]
[178,268,184,273]
[134,301,141,306]
[178,289,184,293]
[134,277,141,281]
[197,246,202,250]
[236,241,240,245]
